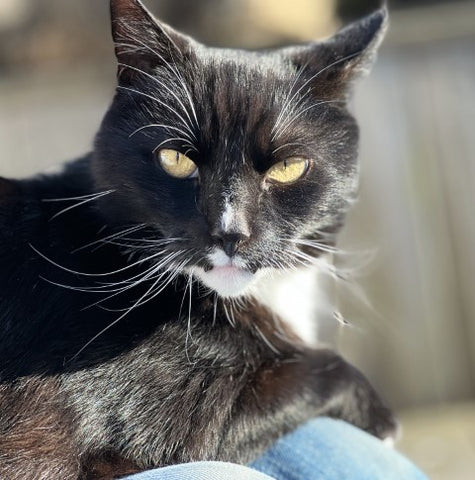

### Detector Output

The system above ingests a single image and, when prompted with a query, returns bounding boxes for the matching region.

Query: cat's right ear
[284,7,388,100]
[110,0,190,84]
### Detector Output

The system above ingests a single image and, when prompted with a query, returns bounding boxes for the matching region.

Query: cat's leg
[0,378,82,480]
[51,335,396,471]
[215,348,397,464]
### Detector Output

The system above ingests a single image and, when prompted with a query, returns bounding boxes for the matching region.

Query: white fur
[195,248,333,345]
[252,267,323,346]
[193,248,257,298]
[219,197,250,236]
[221,200,234,232]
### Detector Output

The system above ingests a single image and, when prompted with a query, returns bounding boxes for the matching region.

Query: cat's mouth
[192,248,257,298]
[195,265,255,298]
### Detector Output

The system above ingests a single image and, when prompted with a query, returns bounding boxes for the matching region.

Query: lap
[123,418,429,480]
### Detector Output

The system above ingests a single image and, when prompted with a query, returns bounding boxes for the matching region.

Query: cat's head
[93,0,387,298]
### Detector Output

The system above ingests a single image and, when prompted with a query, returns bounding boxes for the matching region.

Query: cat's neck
[251,259,335,347]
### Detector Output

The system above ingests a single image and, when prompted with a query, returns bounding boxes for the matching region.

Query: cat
[0,0,396,478]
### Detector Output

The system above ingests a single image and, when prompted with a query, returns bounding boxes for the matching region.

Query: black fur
[0,1,395,478]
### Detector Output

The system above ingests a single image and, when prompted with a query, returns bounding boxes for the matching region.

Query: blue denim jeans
[123,418,430,479]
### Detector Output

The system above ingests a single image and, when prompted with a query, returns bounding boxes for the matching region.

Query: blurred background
[0,0,474,478]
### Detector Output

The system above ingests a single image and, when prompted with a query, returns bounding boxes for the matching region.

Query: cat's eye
[157,149,198,179]
[265,158,309,184]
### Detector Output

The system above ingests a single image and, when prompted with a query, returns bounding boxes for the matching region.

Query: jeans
[124,417,430,479]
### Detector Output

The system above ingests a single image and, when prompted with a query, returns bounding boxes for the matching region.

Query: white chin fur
[190,248,334,346]
[193,266,256,298]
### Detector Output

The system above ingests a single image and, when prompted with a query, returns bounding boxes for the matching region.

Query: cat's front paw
[308,349,398,441]
[346,368,399,442]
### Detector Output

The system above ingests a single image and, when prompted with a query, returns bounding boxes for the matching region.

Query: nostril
[212,232,246,258]
[222,236,240,258]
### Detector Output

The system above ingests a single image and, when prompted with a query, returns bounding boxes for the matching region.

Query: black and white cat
[0,1,396,478]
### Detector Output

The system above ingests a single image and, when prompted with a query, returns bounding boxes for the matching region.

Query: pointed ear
[286,7,388,99]
[110,0,190,83]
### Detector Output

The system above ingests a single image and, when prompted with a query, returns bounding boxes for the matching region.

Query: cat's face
[93,0,386,298]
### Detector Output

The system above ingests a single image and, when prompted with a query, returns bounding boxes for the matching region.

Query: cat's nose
[212,231,248,258]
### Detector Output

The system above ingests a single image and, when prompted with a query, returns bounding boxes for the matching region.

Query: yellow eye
[265,158,309,184]
[157,149,198,179]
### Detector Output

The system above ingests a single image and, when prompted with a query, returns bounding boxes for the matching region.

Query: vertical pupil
[283,160,288,169]
[175,152,180,164]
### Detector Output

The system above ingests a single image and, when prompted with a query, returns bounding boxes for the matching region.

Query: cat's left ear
[110,0,191,84]
[285,7,388,99]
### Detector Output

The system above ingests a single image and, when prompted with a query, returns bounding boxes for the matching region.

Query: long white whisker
[254,324,280,354]
[45,190,114,221]
[116,38,199,130]
[41,262,159,298]
[72,224,147,253]
[30,244,169,278]
[274,100,342,142]
[273,61,310,137]
[117,86,196,141]
[129,124,194,143]
[113,253,191,310]
[42,190,114,203]
[212,293,218,327]
[272,51,362,142]
[69,273,165,362]
[152,137,196,153]
[271,142,307,155]
[41,255,170,297]
[222,301,236,328]
[101,263,184,312]
[291,238,340,254]
[292,50,362,102]
[118,62,197,135]
[118,237,184,246]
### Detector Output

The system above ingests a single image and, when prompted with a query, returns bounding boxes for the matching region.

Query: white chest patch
[252,260,334,347]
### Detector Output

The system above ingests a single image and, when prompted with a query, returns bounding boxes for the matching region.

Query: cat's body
[0,1,396,478]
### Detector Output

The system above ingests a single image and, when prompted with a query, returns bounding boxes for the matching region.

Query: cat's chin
[192,265,257,298]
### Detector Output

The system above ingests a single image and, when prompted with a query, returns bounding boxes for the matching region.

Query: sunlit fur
[92,3,387,305]
[0,1,394,478]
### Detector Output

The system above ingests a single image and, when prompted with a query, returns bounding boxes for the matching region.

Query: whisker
[117,86,196,141]
[212,293,218,327]
[115,34,197,129]
[129,124,195,143]
[291,50,362,103]
[69,273,166,362]
[118,62,198,135]
[118,254,191,310]
[72,224,147,253]
[254,324,280,354]
[152,137,197,153]
[272,51,363,142]
[222,300,236,328]
[291,238,340,254]
[273,100,343,143]
[42,190,114,203]
[121,37,200,128]
[272,61,310,137]
[271,142,307,156]
[30,244,169,278]
[99,261,185,312]
[44,190,115,221]
[120,237,183,244]
[40,257,169,298]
